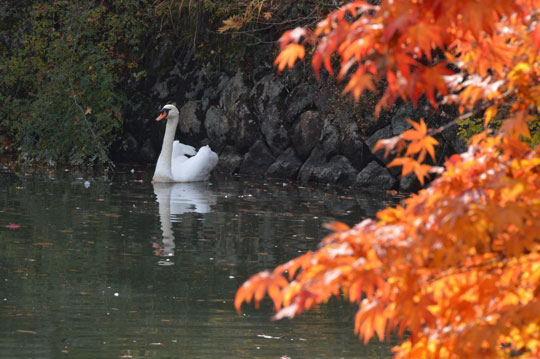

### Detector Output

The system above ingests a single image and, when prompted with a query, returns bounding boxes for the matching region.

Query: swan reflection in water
[153,182,217,265]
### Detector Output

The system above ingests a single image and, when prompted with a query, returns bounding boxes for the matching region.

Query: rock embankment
[114,56,466,192]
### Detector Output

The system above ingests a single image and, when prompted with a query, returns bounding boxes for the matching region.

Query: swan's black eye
[159,108,171,116]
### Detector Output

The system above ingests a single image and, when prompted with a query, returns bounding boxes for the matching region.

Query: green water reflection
[0,169,398,358]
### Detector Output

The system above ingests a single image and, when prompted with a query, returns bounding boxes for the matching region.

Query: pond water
[0,167,400,359]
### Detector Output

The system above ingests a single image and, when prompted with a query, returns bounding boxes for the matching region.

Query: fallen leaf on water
[16,330,37,334]
[257,334,282,340]
[33,242,53,247]
[7,223,20,229]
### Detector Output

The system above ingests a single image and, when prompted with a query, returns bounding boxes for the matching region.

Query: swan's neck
[154,115,179,182]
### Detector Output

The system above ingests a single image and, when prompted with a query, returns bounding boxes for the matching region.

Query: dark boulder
[354,161,396,190]
[298,147,357,186]
[285,83,318,124]
[261,104,290,156]
[291,110,323,161]
[366,125,394,165]
[266,147,302,179]
[250,74,285,114]
[216,145,242,175]
[239,140,275,177]
[399,172,423,193]
[178,101,202,142]
[233,102,260,153]
[204,106,235,152]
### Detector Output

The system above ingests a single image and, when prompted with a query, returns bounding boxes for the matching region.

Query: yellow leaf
[484,106,497,127]
[218,15,245,33]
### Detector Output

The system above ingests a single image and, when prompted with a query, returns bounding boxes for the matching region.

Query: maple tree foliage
[236,0,540,358]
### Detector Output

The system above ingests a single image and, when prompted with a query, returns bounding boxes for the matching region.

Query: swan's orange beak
[155,111,168,121]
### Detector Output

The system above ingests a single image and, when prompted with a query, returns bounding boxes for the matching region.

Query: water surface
[0,168,399,358]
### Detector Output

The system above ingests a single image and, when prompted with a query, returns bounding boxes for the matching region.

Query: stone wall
[113,51,466,192]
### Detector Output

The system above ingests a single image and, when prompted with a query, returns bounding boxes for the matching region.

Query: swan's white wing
[171,145,219,182]
[172,141,197,157]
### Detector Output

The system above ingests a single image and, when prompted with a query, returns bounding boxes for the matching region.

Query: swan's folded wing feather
[172,141,197,157]
[171,145,219,182]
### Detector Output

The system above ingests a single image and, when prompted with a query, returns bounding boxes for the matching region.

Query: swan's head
[156,104,179,121]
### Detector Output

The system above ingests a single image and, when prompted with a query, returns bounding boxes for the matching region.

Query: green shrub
[0,0,152,165]
[457,114,540,147]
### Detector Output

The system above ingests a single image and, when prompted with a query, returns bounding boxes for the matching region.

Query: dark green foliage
[457,115,540,147]
[0,1,152,165]
[0,0,331,165]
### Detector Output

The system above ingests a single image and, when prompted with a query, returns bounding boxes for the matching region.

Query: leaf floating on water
[16,330,37,335]
[33,242,53,247]
[6,223,20,229]
[257,334,282,340]
[103,213,121,218]
[59,229,73,233]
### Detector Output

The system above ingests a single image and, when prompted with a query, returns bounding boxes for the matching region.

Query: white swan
[153,104,218,182]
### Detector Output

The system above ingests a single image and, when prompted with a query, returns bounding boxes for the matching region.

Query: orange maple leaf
[274,44,305,72]
[343,69,376,99]
[402,119,428,141]
[419,63,453,107]
[500,110,531,140]
[405,135,439,162]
